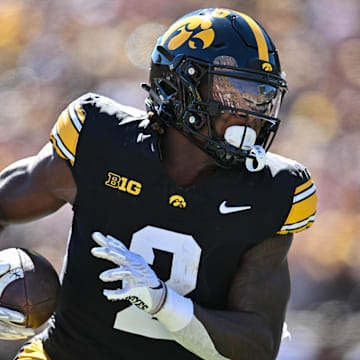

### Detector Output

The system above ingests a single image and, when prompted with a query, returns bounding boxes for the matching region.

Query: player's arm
[152,234,292,360]
[0,142,76,340]
[185,234,292,359]
[162,168,316,358]
[0,142,76,231]
[91,232,292,360]
[0,91,90,229]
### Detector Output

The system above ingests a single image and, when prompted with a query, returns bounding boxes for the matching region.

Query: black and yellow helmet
[144,8,288,169]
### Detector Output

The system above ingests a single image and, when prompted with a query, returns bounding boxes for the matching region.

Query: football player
[0,8,317,360]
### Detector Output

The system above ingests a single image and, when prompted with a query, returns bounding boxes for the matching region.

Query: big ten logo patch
[105,172,142,196]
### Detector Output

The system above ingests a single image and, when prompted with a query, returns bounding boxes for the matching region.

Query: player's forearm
[154,287,228,359]
[155,288,276,360]
[193,303,277,360]
[171,314,230,360]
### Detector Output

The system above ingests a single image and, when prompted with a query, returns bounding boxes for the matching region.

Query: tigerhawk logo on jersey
[160,9,230,50]
[105,172,142,196]
[169,195,187,208]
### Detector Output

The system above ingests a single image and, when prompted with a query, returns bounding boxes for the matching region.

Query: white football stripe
[0,248,24,297]
[293,184,316,203]
[0,271,24,297]
[0,264,9,277]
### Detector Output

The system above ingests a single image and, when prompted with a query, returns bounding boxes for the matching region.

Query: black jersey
[44,93,317,360]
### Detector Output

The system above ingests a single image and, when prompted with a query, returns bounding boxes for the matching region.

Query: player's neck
[161,128,217,188]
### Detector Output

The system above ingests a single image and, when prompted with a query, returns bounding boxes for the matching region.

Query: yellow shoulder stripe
[284,193,317,225]
[50,134,68,160]
[277,180,317,235]
[18,339,51,360]
[295,177,313,195]
[50,100,86,166]
[57,109,79,157]
[283,192,317,225]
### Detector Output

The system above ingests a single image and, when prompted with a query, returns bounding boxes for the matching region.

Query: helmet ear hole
[185,64,205,82]
[186,113,206,130]
[186,65,199,77]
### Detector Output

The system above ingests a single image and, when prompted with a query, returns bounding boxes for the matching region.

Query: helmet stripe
[234,12,269,62]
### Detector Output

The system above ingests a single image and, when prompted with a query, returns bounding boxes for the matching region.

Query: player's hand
[0,263,35,340]
[91,232,166,314]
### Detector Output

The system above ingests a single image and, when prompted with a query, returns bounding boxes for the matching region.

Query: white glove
[0,263,35,340]
[91,232,167,314]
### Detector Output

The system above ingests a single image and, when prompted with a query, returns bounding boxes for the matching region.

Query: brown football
[0,248,60,329]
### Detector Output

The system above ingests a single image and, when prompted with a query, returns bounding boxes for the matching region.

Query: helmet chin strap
[224,126,266,172]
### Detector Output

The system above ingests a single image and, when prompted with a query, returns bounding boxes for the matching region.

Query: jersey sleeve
[50,97,87,166]
[276,171,317,235]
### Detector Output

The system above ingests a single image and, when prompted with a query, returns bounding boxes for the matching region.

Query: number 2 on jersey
[113,225,202,339]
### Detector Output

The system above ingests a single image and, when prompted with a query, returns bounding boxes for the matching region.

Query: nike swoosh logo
[219,201,252,214]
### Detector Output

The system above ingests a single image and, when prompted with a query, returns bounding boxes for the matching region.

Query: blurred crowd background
[0,0,359,359]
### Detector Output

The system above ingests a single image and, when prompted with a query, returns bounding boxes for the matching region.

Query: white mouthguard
[224,126,256,149]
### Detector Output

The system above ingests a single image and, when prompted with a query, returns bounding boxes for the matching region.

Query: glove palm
[91,232,166,314]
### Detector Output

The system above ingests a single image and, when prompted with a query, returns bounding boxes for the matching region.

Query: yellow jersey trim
[50,100,86,166]
[285,192,317,224]
[50,134,68,160]
[57,109,78,157]
[18,340,51,360]
[277,218,315,235]
[277,179,317,235]
[295,177,313,195]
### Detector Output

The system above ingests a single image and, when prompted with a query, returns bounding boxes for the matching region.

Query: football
[0,248,60,329]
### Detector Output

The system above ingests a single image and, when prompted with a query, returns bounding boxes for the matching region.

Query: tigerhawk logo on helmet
[160,9,231,50]
[143,8,288,170]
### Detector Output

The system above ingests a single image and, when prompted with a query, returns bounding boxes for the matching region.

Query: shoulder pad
[266,152,302,177]
[50,93,147,166]
[85,93,146,121]
[272,154,317,235]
